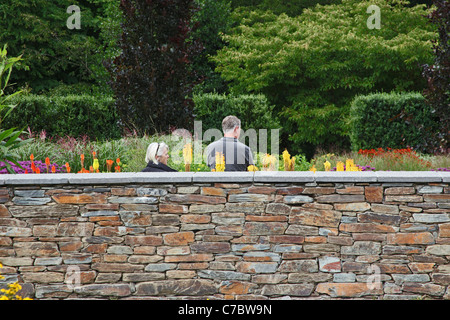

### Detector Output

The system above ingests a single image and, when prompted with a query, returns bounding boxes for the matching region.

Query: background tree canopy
[0,0,444,157]
[0,0,121,94]
[212,0,437,156]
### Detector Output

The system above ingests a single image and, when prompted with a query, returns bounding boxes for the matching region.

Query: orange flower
[65,162,71,173]
[31,162,36,173]
[80,154,85,170]
[106,159,114,172]
[24,169,28,174]
[92,151,97,159]
[89,166,94,173]
[51,165,56,173]
[30,154,34,161]
[35,167,40,174]
[116,158,120,165]
[45,157,50,173]
[115,165,121,173]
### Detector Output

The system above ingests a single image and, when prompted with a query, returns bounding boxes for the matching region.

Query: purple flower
[0,160,66,174]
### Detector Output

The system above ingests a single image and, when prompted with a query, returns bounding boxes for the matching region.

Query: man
[206,115,254,171]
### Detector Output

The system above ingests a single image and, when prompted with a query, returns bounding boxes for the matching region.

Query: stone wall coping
[0,171,448,185]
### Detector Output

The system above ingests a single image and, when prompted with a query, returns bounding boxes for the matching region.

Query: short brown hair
[222,115,241,133]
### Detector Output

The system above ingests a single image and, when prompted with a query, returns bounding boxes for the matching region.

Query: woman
[141,142,177,172]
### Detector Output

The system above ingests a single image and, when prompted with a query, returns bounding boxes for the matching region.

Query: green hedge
[349,92,439,152]
[193,93,281,152]
[2,94,121,140]
[193,92,280,130]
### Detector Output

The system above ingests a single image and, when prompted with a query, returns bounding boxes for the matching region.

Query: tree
[212,0,436,155]
[421,0,450,154]
[230,0,343,17]
[191,0,232,94]
[0,0,125,95]
[106,0,203,134]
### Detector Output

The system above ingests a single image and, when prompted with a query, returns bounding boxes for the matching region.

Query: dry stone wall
[0,171,449,300]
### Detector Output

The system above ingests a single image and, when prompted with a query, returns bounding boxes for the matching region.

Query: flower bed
[1,132,449,174]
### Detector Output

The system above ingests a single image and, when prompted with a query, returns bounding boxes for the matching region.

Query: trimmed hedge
[2,94,121,140]
[193,93,281,152]
[349,92,439,152]
[193,93,280,131]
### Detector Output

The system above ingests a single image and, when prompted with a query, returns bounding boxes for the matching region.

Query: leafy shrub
[349,92,440,152]
[212,0,436,154]
[0,45,33,173]
[193,92,281,153]
[421,0,450,153]
[3,94,121,140]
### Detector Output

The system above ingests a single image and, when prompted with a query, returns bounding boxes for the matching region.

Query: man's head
[222,115,241,138]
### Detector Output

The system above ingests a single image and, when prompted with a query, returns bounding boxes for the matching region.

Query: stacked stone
[0,175,449,299]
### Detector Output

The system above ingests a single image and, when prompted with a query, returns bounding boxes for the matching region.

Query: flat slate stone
[0,171,447,185]
[315,172,377,183]
[375,171,443,183]
[1,174,70,185]
[441,172,450,183]
[192,172,253,182]
[12,197,52,205]
[14,190,46,198]
[254,171,314,183]
[68,172,136,184]
[133,172,193,183]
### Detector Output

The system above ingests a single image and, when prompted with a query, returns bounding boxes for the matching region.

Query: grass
[3,132,450,173]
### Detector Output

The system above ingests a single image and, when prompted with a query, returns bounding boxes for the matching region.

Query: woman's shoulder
[141,161,177,172]
[160,163,178,172]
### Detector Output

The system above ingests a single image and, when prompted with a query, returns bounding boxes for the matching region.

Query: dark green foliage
[230,0,342,16]
[213,0,436,156]
[3,94,121,140]
[193,93,280,152]
[421,0,450,153]
[191,0,232,94]
[349,92,440,151]
[107,0,203,135]
[0,0,109,93]
[0,0,123,95]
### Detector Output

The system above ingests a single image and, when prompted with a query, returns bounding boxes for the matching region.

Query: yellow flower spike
[282,149,291,171]
[310,165,316,173]
[215,152,225,172]
[336,161,344,171]
[290,157,296,171]
[324,160,331,171]
[183,143,193,164]
[247,165,259,172]
[262,153,277,171]
[346,159,354,171]
[93,159,99,172]
[183,143,193,172]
